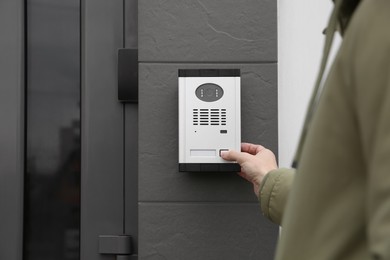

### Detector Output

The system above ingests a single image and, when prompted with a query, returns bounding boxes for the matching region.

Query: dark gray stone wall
[139,0,277,62]
[137,0,278,259]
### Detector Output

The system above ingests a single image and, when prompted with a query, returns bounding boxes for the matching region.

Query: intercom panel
[178,69,241,172]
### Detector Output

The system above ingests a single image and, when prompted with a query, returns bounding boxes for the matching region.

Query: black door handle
[118,48,138,103]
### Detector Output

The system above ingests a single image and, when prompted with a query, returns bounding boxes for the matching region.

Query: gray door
[0,0,278,259]
[0,0,25,259]
[0,0,131,259]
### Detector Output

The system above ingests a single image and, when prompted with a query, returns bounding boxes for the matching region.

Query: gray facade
[138,0,277,62]
[0,0,278,259]
[137,0,278,258]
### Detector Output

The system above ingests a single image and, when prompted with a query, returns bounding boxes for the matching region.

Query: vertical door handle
[118,48,138,103]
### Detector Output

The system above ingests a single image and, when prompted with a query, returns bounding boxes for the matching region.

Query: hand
[221,143,278,195]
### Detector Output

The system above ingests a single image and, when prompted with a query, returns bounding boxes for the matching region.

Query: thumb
[221,150,251,164]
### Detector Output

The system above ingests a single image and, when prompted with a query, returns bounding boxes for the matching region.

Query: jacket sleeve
[258,168,295,225]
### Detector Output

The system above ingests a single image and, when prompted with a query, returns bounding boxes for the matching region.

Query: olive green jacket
[259,0,390,259]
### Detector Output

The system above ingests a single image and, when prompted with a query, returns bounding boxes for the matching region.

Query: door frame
[81,0,129,259]
[0,0,25,259]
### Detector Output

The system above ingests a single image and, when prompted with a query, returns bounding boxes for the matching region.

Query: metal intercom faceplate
[178,69,241,172]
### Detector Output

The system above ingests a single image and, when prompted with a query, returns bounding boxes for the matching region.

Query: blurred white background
[278,0,341,167]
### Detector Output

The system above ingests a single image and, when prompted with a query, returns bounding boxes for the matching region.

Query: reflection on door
[24,0,81,259]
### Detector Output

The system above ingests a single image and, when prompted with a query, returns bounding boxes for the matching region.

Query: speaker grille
[193,109,226,126]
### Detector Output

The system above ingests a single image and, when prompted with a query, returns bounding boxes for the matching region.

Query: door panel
[81,0,125,259]
[125,0,138,50]
[124,0,139,256]
[125,104,139,256]
[0,0,24,259]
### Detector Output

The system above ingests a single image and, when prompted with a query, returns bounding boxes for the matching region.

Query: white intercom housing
[179,69,241,172]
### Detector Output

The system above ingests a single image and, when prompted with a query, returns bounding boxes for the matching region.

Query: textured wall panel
[139,63,277,202]
[139,0,277,62]
[139,203,278,260]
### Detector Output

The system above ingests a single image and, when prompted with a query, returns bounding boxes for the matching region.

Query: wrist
[253,170,276,196]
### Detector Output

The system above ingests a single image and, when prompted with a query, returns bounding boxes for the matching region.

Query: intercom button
[219,149,229,157]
